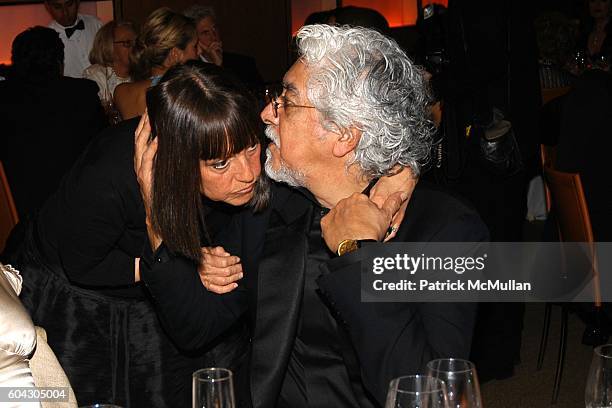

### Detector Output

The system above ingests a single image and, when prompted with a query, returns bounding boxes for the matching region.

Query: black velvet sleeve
[316,210,488,405]
[37,121,145,288]
[54,157,137,286]
[140,214,249,351]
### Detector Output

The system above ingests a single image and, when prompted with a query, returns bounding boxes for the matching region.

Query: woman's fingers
[198,246,243,293]
[134,112,151,172]
[202,280,238,294]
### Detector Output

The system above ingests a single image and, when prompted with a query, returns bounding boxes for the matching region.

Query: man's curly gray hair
[296,24,435,177]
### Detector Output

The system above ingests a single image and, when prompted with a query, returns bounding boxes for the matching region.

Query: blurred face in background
[45,0,79,27]
[196,16,220,49]
[589,0,611,20]
[112,25,136,71]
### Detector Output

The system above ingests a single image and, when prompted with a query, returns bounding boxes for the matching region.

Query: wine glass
[426,358,482,408]
[192,368,235,408]
[585,344,612,408]
[385,375,449,408]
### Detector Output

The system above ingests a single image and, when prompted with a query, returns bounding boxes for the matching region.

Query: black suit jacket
[141,182,488,407]
[222,52,263,92]
[0,76,107,218]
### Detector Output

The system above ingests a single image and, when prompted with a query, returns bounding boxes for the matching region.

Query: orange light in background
[291,0,449,33]
[344,0,448,27]
[0,1,112,67]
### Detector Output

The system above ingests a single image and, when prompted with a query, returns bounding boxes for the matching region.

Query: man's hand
[199,40,223,66]
[321,191,407,253]
[198,246,243,294]
[369,167,417,241]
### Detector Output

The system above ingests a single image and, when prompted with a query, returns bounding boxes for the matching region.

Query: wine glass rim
[390,375,447,394]
[426,358,476,374]
[192,367,233,382]
[594,344,612,358]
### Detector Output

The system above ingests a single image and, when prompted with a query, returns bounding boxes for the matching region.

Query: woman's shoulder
[75,119,140,178]
[115,79,150,95]
[83,64,107,78]
[114,80,150,120]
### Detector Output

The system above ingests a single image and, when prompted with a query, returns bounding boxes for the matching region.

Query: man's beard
[264,126,307,188]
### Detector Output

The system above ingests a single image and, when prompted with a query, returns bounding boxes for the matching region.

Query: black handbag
[478,108,523,177]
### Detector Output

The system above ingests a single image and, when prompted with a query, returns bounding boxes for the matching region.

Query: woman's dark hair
[11,26,64,82]
[146,61,269,261]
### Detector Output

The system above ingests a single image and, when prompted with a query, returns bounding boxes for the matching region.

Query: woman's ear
[166,47,180,67]
[332,127,361,158]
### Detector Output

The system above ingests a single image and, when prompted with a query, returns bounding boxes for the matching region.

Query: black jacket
[141,182,488,407]
[0,76,106,218]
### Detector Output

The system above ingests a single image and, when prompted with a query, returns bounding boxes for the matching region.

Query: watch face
[338,239,359,256]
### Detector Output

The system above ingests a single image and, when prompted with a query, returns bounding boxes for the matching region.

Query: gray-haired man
[142,24,488,407]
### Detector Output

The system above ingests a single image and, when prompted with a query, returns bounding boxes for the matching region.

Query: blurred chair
[538,165,599,404]
[0,161,18,253]
[542,86,571,105]
[540,144,557,212]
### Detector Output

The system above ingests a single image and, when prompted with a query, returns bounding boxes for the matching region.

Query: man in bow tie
[45,0,102,78]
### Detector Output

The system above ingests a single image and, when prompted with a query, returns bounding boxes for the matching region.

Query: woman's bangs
[200,108,260,161]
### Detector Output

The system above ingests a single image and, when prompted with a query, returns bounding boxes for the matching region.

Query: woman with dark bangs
[4,61,265,408]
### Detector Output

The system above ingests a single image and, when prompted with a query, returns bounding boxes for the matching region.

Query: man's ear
[332,127,361,158]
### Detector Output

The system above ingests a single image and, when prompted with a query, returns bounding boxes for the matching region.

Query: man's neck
[308,165,370,209]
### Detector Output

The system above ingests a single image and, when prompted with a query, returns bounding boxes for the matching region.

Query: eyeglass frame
[265,87,316,118]
[113,40,135,48]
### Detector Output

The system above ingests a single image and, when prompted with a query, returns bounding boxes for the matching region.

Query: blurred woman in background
[578,0,612,65]
[114,7,197,120]
[83,20,136,123]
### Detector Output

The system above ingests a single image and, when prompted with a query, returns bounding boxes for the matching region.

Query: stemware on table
[385,374,449,408]
[586,344,612,408]
[192,367,235,408]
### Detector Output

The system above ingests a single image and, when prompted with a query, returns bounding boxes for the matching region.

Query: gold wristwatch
[336,239,377,256]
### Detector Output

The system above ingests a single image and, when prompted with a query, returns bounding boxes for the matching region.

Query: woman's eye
[211,160,229,170]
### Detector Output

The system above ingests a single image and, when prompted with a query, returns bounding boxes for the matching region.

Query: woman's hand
[369,166,417,241]
[134,112,162,250]
[198,246,243,294]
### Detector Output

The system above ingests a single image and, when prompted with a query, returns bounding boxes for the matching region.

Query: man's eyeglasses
[265,86,315,119]
[113,40,135,48]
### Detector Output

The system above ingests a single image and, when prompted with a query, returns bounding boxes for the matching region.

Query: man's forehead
[282,61,308,96]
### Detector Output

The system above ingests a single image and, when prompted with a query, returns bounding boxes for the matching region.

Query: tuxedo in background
[48,14,102,78]
[141,182,488,407]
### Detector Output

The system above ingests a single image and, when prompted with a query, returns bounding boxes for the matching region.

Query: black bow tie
[65,20,84,38]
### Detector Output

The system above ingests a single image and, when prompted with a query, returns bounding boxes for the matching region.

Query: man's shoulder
[400,182,489,242]
[56,76,100,96]
[79,13,103,29]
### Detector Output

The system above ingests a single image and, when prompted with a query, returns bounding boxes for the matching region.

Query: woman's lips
[235,183,255,195]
